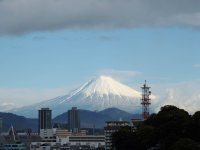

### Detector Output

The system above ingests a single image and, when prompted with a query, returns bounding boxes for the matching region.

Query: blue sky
[1,27,200,88]
[0,0,200,112]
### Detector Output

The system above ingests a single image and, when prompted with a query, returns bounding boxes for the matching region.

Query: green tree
[111,105,200,150]
[136,125,156,150]
[173,138,199,150]
[112,126,140,150]
[191,111,200,141]
[144,105,194,149]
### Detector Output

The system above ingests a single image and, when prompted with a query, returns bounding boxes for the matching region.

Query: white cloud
[151,81,200,114]
[0,102,20,112]
[0,87,72,108]
[193,64,200,68]
[0,0,200,35]
[95,69,141,82]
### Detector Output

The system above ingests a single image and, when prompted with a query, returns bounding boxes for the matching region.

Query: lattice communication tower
[141,80,151,120]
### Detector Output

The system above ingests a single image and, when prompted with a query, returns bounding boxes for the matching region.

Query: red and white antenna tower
[141,80,151,120]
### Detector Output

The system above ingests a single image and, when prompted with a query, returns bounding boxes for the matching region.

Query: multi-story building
[68,107,80,133]
[104,121,130,150]
[38,108,53,138]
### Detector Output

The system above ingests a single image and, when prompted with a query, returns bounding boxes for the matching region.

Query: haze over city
[0,0,200,114]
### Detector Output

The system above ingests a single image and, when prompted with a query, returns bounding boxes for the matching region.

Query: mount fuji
[12,76,142,118]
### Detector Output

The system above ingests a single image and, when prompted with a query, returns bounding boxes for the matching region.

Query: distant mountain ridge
[0,108,141,132]
[53,107,141,128]
[0,112,38,132]
[12,76,142,118]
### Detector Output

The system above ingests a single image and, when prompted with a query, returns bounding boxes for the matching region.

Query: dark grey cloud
[0,0,200,35]
[99,36,119,41]
[32,36,47,40]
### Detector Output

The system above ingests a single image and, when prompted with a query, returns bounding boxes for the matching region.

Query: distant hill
[53,109,113,128]
[0,112,38,132]
[99,107,141,121]
[0,108,141,132]
[53,107,141,128]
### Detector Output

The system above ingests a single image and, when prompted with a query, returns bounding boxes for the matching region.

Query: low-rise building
[31,135,105,150]
[68,135,105,148]
[56,129,72,138]
[56,135,105,148]
[30,142,61,150]
[0,142,26,150]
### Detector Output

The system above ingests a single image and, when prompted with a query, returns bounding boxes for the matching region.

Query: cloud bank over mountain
[1,75,200,115]
[95,69,141,82]
[6,75,200,118]
[152,81,200,113]
[0,0,200,35]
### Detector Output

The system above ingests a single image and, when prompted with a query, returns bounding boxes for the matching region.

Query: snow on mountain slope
[12,76,144,118]
[79,76,140,97]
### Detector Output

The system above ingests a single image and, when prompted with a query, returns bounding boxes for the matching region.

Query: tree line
[112,105,200,150]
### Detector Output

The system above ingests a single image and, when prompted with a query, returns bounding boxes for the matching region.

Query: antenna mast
[141,80,151,120]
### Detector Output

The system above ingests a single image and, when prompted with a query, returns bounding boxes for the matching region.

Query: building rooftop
[105,121,130,123]
[41,108,50,110]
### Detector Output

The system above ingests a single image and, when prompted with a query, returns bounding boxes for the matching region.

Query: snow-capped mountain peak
[71,75,141,98]
[12,76,143,118]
